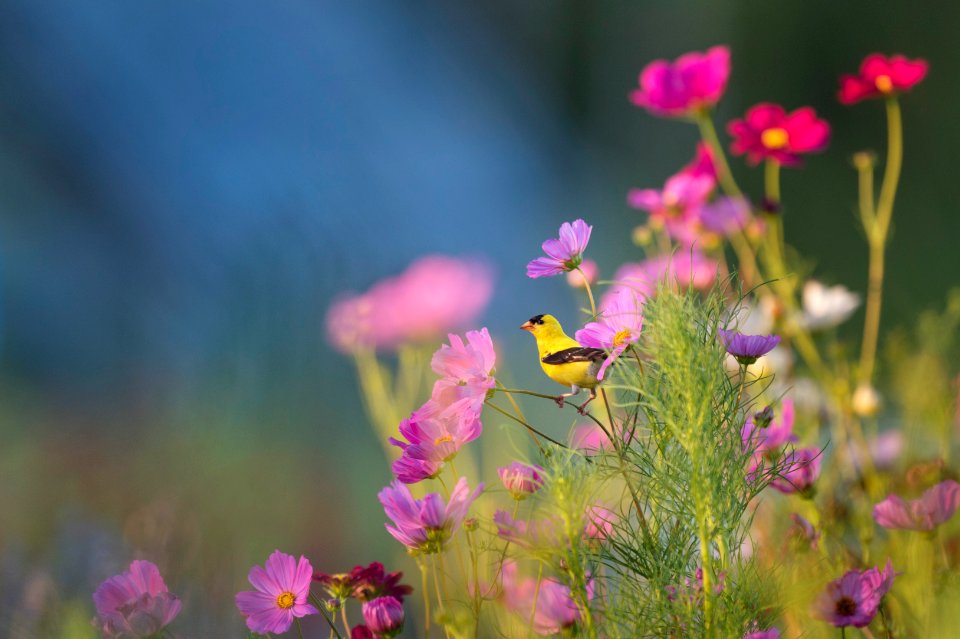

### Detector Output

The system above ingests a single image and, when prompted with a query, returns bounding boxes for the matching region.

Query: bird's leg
[576,388,598,415]
[555,385,582,408]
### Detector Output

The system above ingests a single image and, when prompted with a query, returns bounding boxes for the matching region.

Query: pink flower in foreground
[361,596,405,638]
[718,329,781,365]
[873,479,960,531]
[499,561,591,635]
[389,407,482,483]
[326,255,493,352]
[728,103,830,167]
[379,477,483,554]
[498,461,544,499]
[527,219,593,278]
[839,54,928,105]
[93,560,182,639]
[771,448,822,495]
[630,46,731,117]
[813,560,895,628]
[235,551,318,634]
[576,288,644,380]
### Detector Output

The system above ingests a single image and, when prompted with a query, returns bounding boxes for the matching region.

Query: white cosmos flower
[801,280,861,330]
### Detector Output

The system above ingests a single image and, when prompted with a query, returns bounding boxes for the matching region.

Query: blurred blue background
[0,0,957,635]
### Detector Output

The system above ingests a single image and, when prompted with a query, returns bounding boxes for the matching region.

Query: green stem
[695,111,743,198]
[295,617,305,639]
[484,400,568,448]
[495,380,542,450]
[340,607,350,636]
[308,593,345,639]
[528,563,544,635]
[764,158,781,206]
[419,559,432,635]
[577,266,598,319]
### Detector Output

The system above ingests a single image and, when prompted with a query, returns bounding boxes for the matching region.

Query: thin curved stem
[484,400,567,449]
[577,266,598,319]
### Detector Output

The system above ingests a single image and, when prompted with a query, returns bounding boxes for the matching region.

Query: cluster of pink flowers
[92,560,182,639]
[873,479,960,531]
[326,255,493,352]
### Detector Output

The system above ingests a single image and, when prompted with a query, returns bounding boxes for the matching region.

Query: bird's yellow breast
[540,358,600,389]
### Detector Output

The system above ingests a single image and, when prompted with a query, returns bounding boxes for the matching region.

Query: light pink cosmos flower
[326,255,493,352]
[235,551,318,635]
[498,461,545,499]
[630,46,731,117]
[93,560,182,639]
[680,142,718,181]
[499,561,591,636]
[584,506,616,541]
[839,53,928,105]
[576,288,644,380]
[602,252,720,308]
[873,480,960,531]
[728,103,830,167]
[379,477,483,554]
[526,219,593,278]
[813,560,895,628]
[698,197,752,237]
[628,172,715,245]
[771,448,822,495]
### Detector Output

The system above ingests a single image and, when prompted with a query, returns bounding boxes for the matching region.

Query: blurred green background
[0,0,957,635]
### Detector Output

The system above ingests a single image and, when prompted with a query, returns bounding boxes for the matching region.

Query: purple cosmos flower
[379,477,483,554]
[718,329,781,365]
[499,561,592,636]
[742,400,798,453]
[498,461,545,499]
[576,288,644,380]
[361,596,405,638]
[771,447,822,495]
[389,411,482,479]
[235,551,319,634]
[873,479,960,531]
[526,219,593,278]
[813,560,895,628]
[93,560,182,639]
[699,196,752,236]
[630,46,731,117]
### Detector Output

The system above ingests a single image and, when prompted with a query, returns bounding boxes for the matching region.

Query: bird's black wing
[541,347,606,365]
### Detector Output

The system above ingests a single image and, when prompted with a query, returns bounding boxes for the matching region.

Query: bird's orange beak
[520,321,534,331]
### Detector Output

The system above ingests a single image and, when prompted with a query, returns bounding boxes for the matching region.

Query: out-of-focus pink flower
[630,46,731,117]
[361,596,405,638]
[584,506,616,540]
[728,103,830,167]
[235,551,318,635]
[431,328,496,386]
[569,423,616,453]
[873,480,960,531]
[566,259,598,288]
[743,629,780,639]
[601,252,720,310]
[813,561,895,627]
[628,173,715,245]
[351,625,375,639]
[681,143,718,181]
[839,54,928,105]
[718,329,781,365]
[742,400,798,456]
[527,219,593,278]
[576,288,644,380]
[699,197,751,237]
[845,429,904,474]
[771,448,822,495]
[493,510,563,549]
[93,560,182,639]
[499,561,591,636]
[326,255,493,352]
[379,477,482,554]
[498,461,544,499]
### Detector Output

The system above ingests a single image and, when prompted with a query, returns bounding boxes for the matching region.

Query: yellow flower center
[874,74,893,93]
[612,329,632,347]
[276,591,296,609]
[434,434,454,446]
[760,127,789,150]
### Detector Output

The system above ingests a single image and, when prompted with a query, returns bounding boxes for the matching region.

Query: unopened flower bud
[326,598,342,612]
[632,225,653,246]
[498,461,544,500]
[852,150,877,171]
[753,405,774,429]
[464,517,479,532]
[362,596,405,638]
[852,383,882,417]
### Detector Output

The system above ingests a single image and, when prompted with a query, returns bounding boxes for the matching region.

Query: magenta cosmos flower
[499,561,592,636]
[628,172,715,245]
[235,551,318,634]
[313,562,412,603]
[361,596,405,638]
[498,461,544,499]
[771,447,822,495]
[93,560,182,639]
[728,103,830,167]
[379,477,483,554]
[630,46,731,117]
[873,479,960,531]
[743,629,780,639]
[813,560,895,628]
[718,328,781,365]
[326,255,493,352]
[839,53,928,105]
[576,288,644,380]
[527,219,593,278]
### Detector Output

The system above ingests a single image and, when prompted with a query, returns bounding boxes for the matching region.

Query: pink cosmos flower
[527,219,593,278]
[326,255,493,352]
[494,510,563,549]
[728,103,830,167]
[630,46,731,117]
[498,461,545,499]
[813,561,895,628]
[602,252,720,308]
[566,259,598,288]
[771,448,822,495]
[576,288,644,380]
[427,327,497,421]
[235,551,319,634]
[628,172,715,245]
[698,197,751,237]
[680,142,718,181]
[314,562,412,603]
[499,561,591,635]
[873,479,960,531]
[93,560,182,639]
[584,506,616,541]
[744,629,780,639]
[389,403,483,484]
[718,329,781,365]
[569,423,616,453]
[361,596,405,638]
[742,400,798,457]
[379,477,483,554]
[839,54,929,105]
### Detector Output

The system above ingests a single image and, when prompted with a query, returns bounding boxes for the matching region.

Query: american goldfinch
[521,314,605,414]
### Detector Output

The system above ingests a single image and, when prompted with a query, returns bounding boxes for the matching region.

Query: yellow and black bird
[520,313,605,414]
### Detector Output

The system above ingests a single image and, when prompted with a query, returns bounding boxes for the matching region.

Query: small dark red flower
[314,562,412,603]
[728,103,830,167]
[838,54,928,105]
